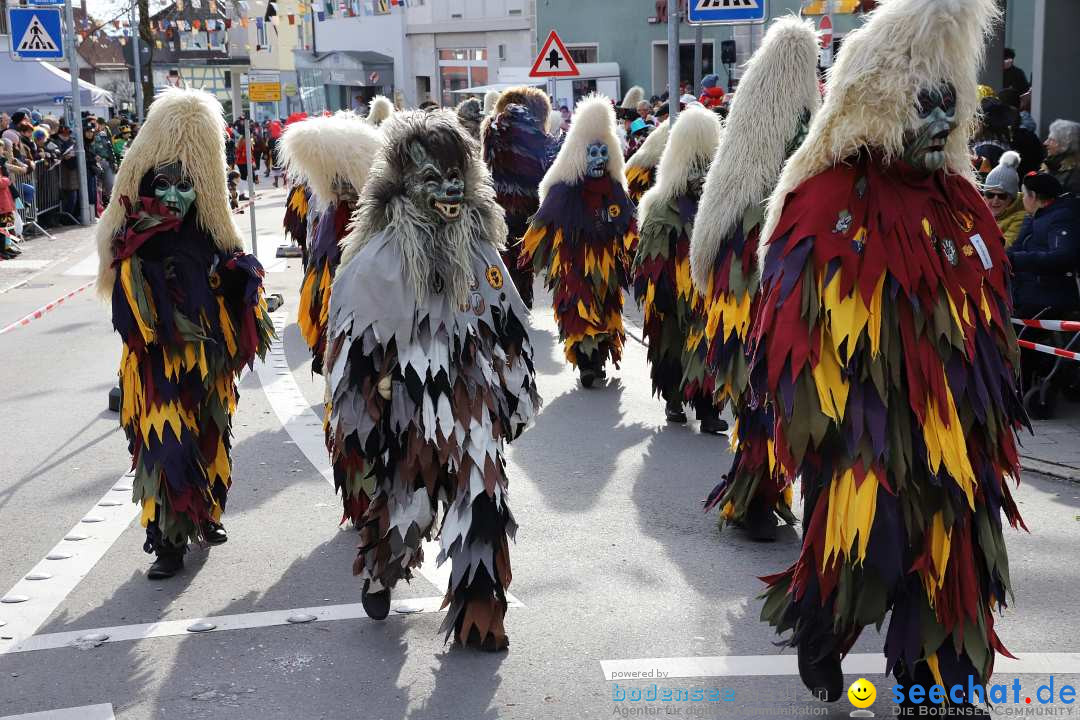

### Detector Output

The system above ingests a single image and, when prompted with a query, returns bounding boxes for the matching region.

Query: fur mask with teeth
[903,83,958,174]
[403,139,466,223]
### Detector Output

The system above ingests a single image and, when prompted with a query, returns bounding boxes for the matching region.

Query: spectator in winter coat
[698,74,725,109]
[1002,48,1030,94]
[983,151,1026,246]
[1008,172,1080,316]
[1043,119,1080,196]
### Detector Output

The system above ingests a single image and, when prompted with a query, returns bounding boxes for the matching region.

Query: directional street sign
[687,0,768,25]
[7,6,65,60]
[529,30,580,78]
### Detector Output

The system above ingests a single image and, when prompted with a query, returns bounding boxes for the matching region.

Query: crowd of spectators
[1,108,142,252]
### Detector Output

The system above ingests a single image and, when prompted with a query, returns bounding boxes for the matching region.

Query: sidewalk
[1022,403,1080,482]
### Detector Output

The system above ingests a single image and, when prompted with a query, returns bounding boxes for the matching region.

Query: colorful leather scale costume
[323,111,539,650]
[751,0,1026,704]
[632,105,723,428]
[481,87,554,309]
[690,17,822,535]
[95,89,273,574]
[280,112,385,525]
[521,95,634,385]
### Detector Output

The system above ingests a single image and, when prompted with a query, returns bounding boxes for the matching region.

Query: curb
[1021,455,1080,484]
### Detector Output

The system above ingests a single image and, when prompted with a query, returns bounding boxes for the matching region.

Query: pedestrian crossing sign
[8,6,65,61]
[688,0,768,25]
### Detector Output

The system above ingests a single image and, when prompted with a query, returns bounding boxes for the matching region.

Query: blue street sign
[7,7,65,61]
[687,0,768,25]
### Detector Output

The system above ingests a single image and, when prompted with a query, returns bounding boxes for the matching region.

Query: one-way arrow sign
[529,30,580,78]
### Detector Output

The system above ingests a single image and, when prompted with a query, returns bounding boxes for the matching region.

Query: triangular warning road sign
[529,30,580,79]
[17,15,60,53]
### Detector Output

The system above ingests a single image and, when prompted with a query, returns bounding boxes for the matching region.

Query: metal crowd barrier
[8,161,73,239]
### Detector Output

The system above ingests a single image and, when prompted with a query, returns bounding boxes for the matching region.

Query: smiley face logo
[847,677,876,709]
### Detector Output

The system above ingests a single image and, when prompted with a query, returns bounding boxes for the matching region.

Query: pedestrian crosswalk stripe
[695,0,759,9]
[0,704,115,720]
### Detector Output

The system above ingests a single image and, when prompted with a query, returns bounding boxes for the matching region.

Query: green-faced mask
[902,83,958,174]
[152,161,196,220]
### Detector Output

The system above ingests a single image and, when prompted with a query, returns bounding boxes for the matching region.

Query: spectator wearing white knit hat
[983,150,1026,246]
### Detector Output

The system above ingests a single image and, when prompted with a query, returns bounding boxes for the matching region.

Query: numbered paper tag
[969,233,993,270]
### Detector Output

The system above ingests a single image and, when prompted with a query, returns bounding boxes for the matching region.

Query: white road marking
[0,260,53,271]
[257,314,522,603]
[0,473,140,655]
[0,704,115,720]
[599,653,1080,681]
[0,371,249,655]
[5,595,526,655]
[61,249,99,277]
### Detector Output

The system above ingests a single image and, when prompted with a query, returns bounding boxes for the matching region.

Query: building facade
[297,0,535,112]
[245,0,304,119]
[144,0,251,118]
[536,0,1043,104]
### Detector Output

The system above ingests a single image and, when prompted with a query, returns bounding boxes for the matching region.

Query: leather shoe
[361,580,391,620]
[202,521,228,546]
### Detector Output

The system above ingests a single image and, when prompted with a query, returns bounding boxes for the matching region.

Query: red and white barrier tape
[1017,338,1080,362]
[0,279,94,336]
[1012,318,1080,333]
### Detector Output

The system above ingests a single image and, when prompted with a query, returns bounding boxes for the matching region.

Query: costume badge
[941,238,959,267]
[431,273,444,295]
[954,210,975,233]
[833,210,852,235]
[608,204,621,219]
[969,233,993,270]
[485,265,504,290]
[962,245,974,257]
[470,293,487,317]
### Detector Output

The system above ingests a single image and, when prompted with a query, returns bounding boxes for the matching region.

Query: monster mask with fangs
[324,109,539,653]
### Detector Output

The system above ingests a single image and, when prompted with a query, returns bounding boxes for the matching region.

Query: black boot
[147,543,186,580]
[579,351,605,388]
[665,397,687,423]
[202,520,228,546]
[741,502,778,542]
[797,632,843,702]
[361,580,391,620]
[696,403,728,435]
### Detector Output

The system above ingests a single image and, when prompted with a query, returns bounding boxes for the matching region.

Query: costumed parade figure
[366,95,394,128]
[481,86,553,310]
[280,113,382,377]
[625,120,670,205]
[279,113,383,526]
[522,95,634,387]
[692,16,821,540]
[632,105,725,433]
[753,0,1025,707]
[323,111,539,650]
[282,182,311,264]
[96,89,274,579]
[546,110,565,144]
[483,90,500,118]
[456,98,483,140]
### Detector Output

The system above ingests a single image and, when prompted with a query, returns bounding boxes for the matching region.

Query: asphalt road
[1,188,1078,720]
